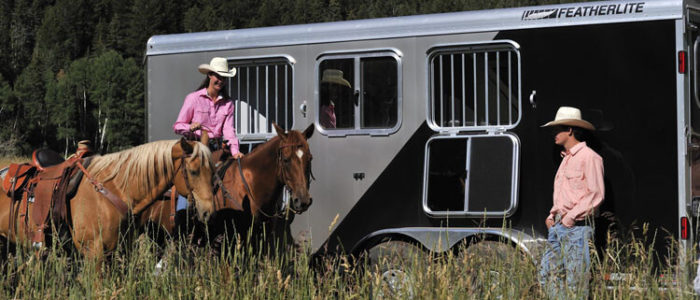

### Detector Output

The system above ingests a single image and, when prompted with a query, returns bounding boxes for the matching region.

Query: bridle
[238,140,312,219]
[173,153,195,204]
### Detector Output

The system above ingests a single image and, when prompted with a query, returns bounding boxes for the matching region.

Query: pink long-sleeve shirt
[173,88,240,155]
[548,141,604,227]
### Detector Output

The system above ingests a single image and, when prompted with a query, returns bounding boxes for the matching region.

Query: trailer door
[423,41,522,218]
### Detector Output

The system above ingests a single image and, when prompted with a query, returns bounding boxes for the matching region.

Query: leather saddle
[3,148,93,246]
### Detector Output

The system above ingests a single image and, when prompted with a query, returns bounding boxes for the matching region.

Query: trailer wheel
[459,240,535,296]
[366,240,427,299]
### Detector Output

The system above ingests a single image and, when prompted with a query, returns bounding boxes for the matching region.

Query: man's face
[550,125,571,146]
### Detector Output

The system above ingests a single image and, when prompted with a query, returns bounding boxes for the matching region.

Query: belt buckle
[554,214,562,223]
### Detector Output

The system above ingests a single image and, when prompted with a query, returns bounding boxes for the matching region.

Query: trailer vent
[428,41,521,132]
[228,57,294,139]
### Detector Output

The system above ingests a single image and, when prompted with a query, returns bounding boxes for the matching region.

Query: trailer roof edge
[146,0,683,56]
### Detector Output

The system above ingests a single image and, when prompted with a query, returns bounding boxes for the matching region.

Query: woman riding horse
[172,57,244,232]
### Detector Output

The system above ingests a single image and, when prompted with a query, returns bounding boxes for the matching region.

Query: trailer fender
[351,227,546,261]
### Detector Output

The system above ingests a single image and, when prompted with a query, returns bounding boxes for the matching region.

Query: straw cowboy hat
[198,57,236,77]
[77,140,92,151]
[541,106,595,131]
[321,69,351,88]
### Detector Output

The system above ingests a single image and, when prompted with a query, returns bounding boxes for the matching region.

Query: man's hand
[546,218,555,229]
[232,152,244,159]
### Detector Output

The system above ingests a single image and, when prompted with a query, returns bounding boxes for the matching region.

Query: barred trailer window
[428,41,521,131]
[228,57,293,139]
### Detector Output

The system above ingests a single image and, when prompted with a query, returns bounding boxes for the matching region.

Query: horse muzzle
[291,196,312,213]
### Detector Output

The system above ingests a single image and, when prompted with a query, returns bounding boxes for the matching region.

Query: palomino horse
[0,139,215,266]
[141,123,314,249]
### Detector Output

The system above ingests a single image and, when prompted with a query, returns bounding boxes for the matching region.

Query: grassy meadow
[0,156,698,299]
[0,225,693,299]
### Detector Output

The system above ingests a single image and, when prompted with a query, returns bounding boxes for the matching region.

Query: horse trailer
[145,0,700,268]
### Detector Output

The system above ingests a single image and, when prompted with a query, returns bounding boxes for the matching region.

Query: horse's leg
[0,192,12,241]
[70,186,122,272]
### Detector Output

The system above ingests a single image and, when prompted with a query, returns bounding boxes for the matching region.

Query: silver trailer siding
[146,0,694,263]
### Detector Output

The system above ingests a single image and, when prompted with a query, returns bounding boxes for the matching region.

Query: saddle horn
[201,129,209,146]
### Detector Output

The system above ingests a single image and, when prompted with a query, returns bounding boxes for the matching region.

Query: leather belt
[554,214,589,227]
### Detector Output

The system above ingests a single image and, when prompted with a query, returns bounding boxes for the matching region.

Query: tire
[366,240,428,299]
[458,240,536,298]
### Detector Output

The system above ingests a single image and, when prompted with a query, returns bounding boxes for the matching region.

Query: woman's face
[208,72,225,93]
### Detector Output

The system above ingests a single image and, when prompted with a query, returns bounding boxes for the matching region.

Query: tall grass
[0,225,696,299]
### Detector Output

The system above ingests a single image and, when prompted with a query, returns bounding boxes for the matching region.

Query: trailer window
[228,57,293,140]
[317,51,401,136]
[423,134,519,217]
[427,41,521,132]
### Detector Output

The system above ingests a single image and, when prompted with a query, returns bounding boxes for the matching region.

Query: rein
[168,154,194,221]
[75,161,130,215]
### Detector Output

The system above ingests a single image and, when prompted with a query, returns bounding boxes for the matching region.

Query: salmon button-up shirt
[548,141,604,227]
[173,88,240,155]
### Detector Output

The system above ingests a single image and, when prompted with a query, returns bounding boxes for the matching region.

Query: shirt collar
[198,88,223,102]
[561,141,586,157]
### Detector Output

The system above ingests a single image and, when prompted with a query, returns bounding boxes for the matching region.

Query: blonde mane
[87,140,212,199]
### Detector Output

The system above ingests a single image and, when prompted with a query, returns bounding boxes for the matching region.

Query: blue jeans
[176,195,188,211]
[538,223,593,300]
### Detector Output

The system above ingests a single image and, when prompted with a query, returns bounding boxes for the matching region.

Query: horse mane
[87,140,212,198]
[247,129,306,157]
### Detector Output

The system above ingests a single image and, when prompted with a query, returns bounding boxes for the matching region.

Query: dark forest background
[0,0,580,156]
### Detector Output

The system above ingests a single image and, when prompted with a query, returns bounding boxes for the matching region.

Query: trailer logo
[522,2,644,21]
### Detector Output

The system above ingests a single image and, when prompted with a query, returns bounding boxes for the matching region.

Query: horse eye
[189,169,200,176]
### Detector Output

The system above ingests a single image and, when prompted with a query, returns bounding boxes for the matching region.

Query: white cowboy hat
[198,57,236,77]
[321,69,351,88]
[541,106,595,131]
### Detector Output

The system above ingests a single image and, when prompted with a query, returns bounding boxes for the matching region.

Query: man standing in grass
[538,106,605,299]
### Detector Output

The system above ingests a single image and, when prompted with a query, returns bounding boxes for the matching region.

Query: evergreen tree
[13,58,49,152]
[125,0,183,59]
[9,0,49,83]
[0,74,19,155]
[35,0,96,72]
[0,0,13,83]
[88,50,143,153]
[183,0,234,33]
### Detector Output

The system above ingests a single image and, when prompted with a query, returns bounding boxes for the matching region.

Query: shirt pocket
[194,108,210,124]
[564,169,585,190]
[214,107,229,124]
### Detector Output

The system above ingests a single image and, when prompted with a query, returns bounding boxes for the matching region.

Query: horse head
[273,123,314,213]
[172,138,215,222]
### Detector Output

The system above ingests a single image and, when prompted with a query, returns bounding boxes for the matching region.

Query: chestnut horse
[141,123,314,248]
[0,139,215,267]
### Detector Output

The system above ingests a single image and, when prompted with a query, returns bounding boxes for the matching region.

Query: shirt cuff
[229,145,239,155]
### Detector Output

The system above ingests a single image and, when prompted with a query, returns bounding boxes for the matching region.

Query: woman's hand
[232,152,244,159]
[189,122,201,132]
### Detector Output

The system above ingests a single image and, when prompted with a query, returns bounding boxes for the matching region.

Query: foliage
[0,0,590,156]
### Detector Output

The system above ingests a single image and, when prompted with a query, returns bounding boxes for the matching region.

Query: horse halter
[252,141,311,218]
[174,153,195,201]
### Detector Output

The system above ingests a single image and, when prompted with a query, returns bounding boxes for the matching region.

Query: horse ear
[179,138,194,155]
[273,123,287,139]
[303,124,314,140]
